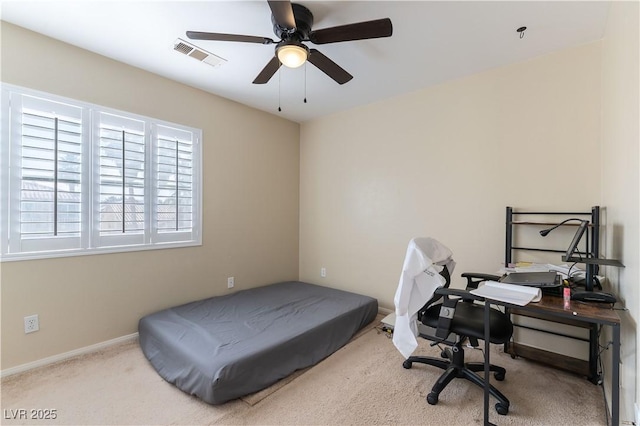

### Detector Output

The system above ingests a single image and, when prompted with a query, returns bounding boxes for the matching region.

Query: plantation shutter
[8,94,86,254]
[93,112,146,247]
[152,124,198,243]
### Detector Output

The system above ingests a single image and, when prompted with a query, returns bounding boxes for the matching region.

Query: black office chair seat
[403,300,513,415]
[422,302,513,344]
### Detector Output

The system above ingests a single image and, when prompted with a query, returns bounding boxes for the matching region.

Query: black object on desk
[501,271,559,287]
[571,290,617,304]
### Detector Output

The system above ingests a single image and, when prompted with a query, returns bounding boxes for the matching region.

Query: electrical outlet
[320,267,326,278]
[24,314,39,334]
[227,277,234,289]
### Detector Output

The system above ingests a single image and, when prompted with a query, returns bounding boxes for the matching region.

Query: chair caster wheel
[495,403,509,415]
[426,392,438,405]
[494,371,505,381]
[402,360,412,369]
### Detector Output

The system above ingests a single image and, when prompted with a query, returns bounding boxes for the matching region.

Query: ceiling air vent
[173,38,226,68]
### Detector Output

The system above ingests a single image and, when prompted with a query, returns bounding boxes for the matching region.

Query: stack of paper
[514,263,550,273]
[498,262,588,282]
[470,281,542,306]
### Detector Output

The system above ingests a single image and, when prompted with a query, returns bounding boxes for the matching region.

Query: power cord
[595,324,616,426]
[376,325,393,338]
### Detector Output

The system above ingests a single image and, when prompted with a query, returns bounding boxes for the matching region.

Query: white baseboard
[1,333,138,378]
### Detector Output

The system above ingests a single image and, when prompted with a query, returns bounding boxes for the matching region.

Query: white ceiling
[1,1,610,123]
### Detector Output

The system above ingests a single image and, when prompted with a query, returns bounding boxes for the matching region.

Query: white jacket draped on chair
[392,237,456,359]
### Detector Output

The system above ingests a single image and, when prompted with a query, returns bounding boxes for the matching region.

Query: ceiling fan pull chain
[304,62,308,104]
[278,67,282,112]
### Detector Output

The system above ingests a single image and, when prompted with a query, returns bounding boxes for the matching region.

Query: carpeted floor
[1,323,608,425]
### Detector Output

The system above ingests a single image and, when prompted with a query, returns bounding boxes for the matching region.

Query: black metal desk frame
[504,206,617,384]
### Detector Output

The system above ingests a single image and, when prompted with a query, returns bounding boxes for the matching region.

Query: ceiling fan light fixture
[276,42,309,68]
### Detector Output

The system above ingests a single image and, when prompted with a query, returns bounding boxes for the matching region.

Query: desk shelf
[506,342,590,377]
[510,221,594,226]
[510,306,591,329]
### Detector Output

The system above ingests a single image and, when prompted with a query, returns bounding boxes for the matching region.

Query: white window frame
[1,83,202,261]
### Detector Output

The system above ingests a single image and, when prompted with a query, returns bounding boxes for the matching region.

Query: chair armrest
[434,287,485,302]
[434,286,505,308]
[461,272,502,290]
[461,272,502,281]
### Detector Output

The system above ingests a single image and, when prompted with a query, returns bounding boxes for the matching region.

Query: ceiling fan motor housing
[272,3,313,40]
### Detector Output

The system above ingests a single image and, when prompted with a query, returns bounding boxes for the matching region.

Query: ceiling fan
[186,0,393,85]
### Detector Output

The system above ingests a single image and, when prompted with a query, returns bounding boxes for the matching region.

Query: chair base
[403,343,510,415]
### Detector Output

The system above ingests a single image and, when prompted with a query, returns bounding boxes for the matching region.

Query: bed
[138,281,378,404]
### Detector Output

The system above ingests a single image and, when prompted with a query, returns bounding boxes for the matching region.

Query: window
[1,84,202,261]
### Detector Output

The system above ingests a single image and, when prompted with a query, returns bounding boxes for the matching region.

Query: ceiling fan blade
[253,56,282,84]
[187,31,274,45]
[308,18,393,45]
[307,49,353,85]
[268,0,296,31]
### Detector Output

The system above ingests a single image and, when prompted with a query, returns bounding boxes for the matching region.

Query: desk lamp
[540,219,620,303]
[539,218,591,287]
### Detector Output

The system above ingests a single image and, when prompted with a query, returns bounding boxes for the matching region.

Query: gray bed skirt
[138,281,378,404]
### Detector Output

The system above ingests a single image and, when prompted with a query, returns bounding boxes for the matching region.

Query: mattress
[138,281,378,404]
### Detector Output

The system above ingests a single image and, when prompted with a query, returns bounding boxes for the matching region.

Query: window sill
[0,239,202,262]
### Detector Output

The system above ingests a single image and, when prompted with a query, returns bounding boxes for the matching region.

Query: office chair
[393,238,513,415]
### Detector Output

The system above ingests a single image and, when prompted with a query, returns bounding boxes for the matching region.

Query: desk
[482,294,621,426]
[507,293,613,382]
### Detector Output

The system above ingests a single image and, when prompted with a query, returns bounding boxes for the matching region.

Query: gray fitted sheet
[138,281,378,404]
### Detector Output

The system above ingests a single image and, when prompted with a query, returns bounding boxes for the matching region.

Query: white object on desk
[470,281,542,306]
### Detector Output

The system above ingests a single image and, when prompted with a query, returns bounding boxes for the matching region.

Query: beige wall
[0,22,300,369]
[2,6,638,421]
[601,0,639,421]
[300,42,603,307]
